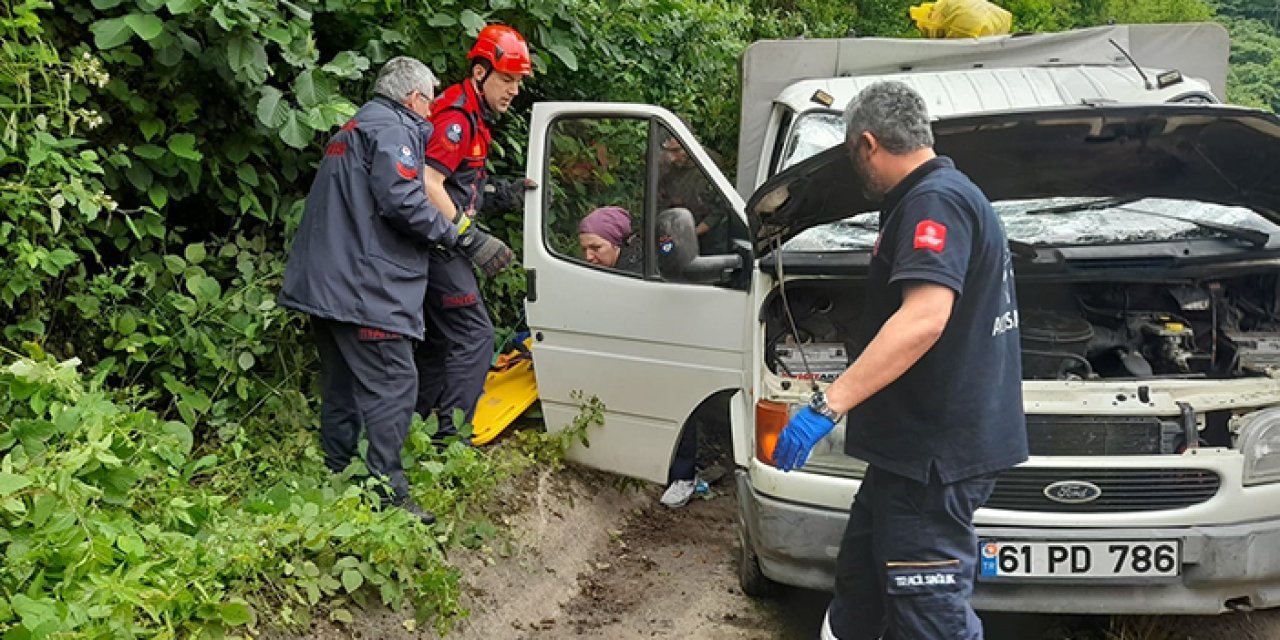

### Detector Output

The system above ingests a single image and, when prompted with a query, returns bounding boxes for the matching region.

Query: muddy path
[489,469,1280,640]
[288,464,1280,639]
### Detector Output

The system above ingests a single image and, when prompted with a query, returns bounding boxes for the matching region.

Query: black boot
[391,497,436,526]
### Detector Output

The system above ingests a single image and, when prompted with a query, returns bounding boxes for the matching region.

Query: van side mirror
[656,207,745,284]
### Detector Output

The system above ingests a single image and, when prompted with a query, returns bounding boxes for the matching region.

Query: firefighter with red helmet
[415,24,534,440]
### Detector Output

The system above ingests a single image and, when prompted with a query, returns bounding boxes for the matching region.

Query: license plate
[979,540,1180,579]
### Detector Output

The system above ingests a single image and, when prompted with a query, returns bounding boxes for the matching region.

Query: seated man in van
[657,130,731,256]
[578,206,642,273]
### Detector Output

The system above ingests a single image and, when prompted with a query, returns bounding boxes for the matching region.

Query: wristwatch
[808,391,843,422]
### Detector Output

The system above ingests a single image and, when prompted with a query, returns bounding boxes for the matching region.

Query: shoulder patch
[445,123,463,144]
[913,220,947,253]
[396,144,419,180]
[398,145,416,168]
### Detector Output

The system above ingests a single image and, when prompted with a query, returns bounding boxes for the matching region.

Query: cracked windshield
[780,112,1280,251]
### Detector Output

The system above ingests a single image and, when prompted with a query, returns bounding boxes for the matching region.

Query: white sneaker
[661,478,698,508]
[660,478,711,506]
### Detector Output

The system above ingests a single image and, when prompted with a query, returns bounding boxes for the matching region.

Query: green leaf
[167,133,202,161]
[124,13,164,41]
[294,70,337,109]
[219,601,254,626]
[9,594,56,628]
[237,352,255,371]
[228,37,269,84]
[162,421,193,455]
[91,17,133,49]
[165,0,199,14]
[427,13,457,27]
[184,242,206,264]
[547,44,578,71]
[185,274,221,304]
[49,248,77,268]
[279,112,312,149]
[116,534,146,557]
[256,87,288,128]
[0,473,31,497]
[155,40,184,66]
[163,255,186,274]
[459,9,486,33]
[321,51,370,80]
[209,3,231,30]
[139,119,164,141]
[341,569,363,593]
[262,26,292,46]
[235,164,259,187]
[92,0,123,8]
[148,184,168,208]
[133,144,165,160]
[170,295,197,314]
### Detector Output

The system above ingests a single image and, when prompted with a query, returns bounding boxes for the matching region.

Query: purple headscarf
[578,206,632,248]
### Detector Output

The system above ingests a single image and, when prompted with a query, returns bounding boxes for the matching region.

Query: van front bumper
[736,470,1280,614]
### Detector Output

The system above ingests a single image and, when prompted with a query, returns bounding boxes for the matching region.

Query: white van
[522,22,1280,614]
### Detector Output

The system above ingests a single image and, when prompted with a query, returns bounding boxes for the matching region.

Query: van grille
[1026,415,1184,455]
[985,468,1219,513]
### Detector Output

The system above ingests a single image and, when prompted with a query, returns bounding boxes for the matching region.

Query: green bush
[0,353,465,636]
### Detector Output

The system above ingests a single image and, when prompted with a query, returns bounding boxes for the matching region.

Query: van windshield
[779,111,843,171]
[778,112,1280,251]
[784,198,1280,251]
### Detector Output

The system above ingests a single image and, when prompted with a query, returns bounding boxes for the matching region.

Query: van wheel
[737,525,778,598]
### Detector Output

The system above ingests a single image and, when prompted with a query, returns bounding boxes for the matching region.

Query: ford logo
[1043,480,1102,504]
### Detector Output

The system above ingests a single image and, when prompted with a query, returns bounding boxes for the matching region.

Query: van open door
[523,103,754,483]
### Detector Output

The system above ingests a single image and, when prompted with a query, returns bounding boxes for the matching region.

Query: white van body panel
[524,102,752,484]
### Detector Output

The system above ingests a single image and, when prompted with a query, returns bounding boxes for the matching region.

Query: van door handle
[525,268,537,302]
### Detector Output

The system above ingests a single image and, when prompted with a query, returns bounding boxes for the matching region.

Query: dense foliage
[0,0,1253,635]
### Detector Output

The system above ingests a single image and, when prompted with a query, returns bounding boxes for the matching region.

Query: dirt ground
[287,463,1280,640]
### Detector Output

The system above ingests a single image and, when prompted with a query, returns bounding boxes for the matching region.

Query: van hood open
[747,104,1280,254]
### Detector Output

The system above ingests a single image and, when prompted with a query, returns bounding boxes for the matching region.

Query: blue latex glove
[773,406,837,472]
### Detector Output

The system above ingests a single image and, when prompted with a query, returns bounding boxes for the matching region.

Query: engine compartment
[763,272,1280,384]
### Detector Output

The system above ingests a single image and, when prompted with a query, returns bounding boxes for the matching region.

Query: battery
[775,342,849,382]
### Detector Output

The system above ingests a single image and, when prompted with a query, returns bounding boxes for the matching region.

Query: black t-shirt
[844,156,1028,483]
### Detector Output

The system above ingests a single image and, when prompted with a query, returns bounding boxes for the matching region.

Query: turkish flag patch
[913,220,947,253]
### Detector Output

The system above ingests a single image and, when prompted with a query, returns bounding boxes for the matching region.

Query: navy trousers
[827,466,998,640]
[312,319,417,502]
[668,418,698,483]
[414,248,494,437]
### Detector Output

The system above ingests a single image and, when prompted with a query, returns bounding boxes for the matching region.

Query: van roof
[736,23,1231,196]
[774,65,1213,120]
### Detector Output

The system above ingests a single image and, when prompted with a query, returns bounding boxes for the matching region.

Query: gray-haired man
[771,81,1027,638]
[280,57,511,525]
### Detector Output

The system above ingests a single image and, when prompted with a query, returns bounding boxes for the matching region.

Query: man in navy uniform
[280,57,512,524]
[415,24,533,441]
[772,81,1028,639]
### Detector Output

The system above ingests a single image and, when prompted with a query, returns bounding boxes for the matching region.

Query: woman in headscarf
[578,206,642,273]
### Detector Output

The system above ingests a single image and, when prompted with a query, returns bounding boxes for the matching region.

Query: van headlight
[1239,408,1280,486]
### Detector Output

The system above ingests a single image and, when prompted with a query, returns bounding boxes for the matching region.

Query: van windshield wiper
[1025,197,1272,248]
[1023,196,1140,216]
[1110,204,1272,248]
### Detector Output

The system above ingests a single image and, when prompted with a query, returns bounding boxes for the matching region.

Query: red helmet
[468,24,533,76]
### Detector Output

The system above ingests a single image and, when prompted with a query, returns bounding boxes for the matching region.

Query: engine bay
[763,272,1280,384]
